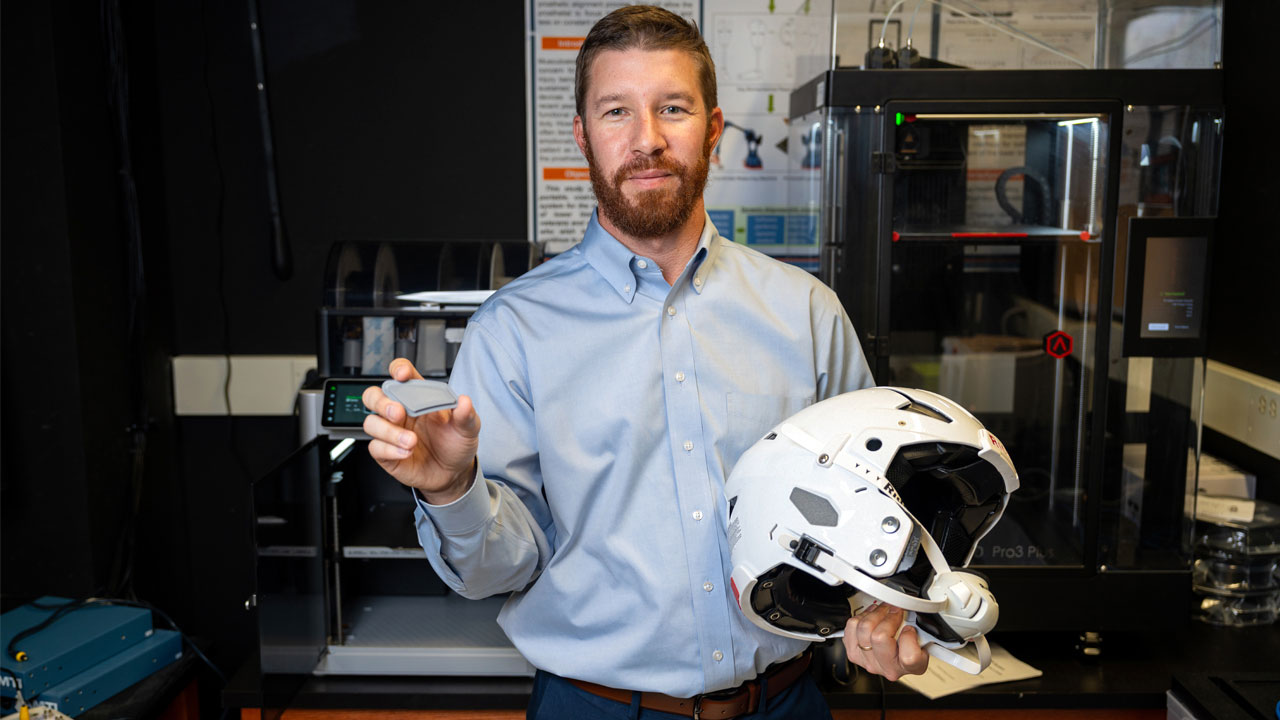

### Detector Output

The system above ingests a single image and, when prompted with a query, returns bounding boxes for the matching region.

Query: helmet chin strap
[908,614,993,675]
[774,526,997,675]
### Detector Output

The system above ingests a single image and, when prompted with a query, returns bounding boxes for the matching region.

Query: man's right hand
[362,357,481,505]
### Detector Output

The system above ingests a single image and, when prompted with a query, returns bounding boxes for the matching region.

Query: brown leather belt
[568,651,812,719]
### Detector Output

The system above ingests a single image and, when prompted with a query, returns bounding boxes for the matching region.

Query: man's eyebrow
[591,91,698,109]
[593,93,627,109]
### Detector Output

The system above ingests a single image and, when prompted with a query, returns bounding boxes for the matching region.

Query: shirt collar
[581,210,722,303]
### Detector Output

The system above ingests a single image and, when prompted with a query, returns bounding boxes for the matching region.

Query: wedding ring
[858,644,874,651]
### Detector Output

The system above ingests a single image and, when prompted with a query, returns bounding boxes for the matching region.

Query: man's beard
[585,133,712,240]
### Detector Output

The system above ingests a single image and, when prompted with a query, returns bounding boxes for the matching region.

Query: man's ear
[573,115,588,158]
[707,107,726,153]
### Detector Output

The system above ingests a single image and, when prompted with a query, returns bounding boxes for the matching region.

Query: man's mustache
[613,155,687,185]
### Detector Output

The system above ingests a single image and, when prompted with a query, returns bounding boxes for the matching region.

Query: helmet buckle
[791,534,830,570]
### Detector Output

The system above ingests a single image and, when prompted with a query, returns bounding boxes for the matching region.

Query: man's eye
[606,108,625,117]
[662,106,688,114]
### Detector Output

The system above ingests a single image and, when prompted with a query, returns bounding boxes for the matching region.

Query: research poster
[527,0,831,267]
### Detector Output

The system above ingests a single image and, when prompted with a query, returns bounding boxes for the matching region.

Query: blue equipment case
[34,629,183,717]
[0,597,152,700]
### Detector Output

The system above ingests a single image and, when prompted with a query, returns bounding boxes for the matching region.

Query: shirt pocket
[723,392,815,478]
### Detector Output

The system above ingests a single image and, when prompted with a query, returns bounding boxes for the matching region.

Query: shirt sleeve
[812,283,876,398]
[411,316,555,599]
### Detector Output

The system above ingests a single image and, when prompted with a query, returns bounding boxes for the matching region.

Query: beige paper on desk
[898,643,1043,700]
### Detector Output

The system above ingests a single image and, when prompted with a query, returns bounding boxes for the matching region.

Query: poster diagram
[703,0,831,270]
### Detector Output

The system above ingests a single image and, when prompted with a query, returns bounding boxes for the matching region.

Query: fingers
[389,357,423,382]
[897,625,929,675]
[364,412,417,459]
[362,385,414,453]
[844,604,926,682]
[394,394,480,445]
[844,608,885,678]
[869,606,907,681]
[362,385,399,422]
[368,437,412,463]
[361,385,481,477]
[448,395,481,438]
[855,604,881,651]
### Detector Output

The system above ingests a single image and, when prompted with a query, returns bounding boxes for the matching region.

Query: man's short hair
[575,5,717,120]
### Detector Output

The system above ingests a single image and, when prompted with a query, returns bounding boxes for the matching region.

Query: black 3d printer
[788,64,1221,642]
[251,240,538,712]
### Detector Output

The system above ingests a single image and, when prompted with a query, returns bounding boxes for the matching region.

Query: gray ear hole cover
[789,488,838,527]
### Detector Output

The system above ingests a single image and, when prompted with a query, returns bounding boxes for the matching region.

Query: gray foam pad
[382,379,459,417]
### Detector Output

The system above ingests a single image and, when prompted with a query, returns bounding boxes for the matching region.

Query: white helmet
[726,387,1019,674]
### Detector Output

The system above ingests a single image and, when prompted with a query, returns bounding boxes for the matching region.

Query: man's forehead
[585,48,703,104]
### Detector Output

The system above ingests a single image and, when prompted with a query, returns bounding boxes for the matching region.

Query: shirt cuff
[412,465,490,535]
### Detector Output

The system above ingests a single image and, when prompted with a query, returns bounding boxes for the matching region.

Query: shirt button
[637,259,648,269]
[675,371,686,382]
[624,284,631,293]
[703,582,714,592]
[667,305,676,317]
[692,510,703,521]
[683,440,694,452]
[712,650,724,662]
[694,277,703,287]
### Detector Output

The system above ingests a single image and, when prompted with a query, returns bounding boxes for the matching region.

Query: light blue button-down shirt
[414,211,873,697]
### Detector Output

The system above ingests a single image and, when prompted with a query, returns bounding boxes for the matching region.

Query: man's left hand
[842,603,929,681]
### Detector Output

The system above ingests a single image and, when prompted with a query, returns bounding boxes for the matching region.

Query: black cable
[100,0,150,603]
[247,0,292,280]
[117,599,227,687]
[995,166,1053,226]
[879,674,887,720]
[200,0,256,485]
[5,599,92,661]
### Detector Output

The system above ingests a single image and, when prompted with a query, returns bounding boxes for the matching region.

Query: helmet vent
[901,401,952,423]
[889,389,953,423]
[789,488,838,527]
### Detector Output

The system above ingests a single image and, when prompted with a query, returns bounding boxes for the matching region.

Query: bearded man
[361,6,925,718]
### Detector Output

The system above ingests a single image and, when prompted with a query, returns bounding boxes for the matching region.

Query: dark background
[2,0,1276,715]
[1,0,528,710]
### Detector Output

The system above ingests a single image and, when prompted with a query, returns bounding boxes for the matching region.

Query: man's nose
[632,110,667,155]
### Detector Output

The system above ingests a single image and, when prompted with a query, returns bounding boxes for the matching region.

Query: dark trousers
[526,669,835,720]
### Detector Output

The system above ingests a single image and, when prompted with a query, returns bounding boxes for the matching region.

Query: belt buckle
[691,686,741,720]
